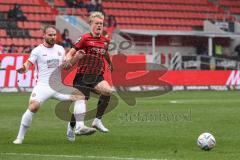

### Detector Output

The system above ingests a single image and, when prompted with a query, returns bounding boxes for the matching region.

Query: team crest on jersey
[58,52,62,56]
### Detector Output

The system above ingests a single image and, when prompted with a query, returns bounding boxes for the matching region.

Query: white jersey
[28,44,65,85]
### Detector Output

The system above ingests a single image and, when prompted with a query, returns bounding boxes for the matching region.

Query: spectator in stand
[22,46,34,54]
[77,0,85,8]
[95,0,103,12]
[86,0,102,13]
[108,15,117,28]
[214,42,223,57]
[66,0,78,8]
[86,0,97,13]
[8,4,27,21]
[61,28,73,49]
[8,44,17,53]
[4,46,9,53]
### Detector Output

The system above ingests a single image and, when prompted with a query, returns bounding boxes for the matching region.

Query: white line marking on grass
[169,100,183,104]
[0,152,168,160]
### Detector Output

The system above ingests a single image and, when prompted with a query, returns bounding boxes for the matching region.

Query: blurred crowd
[1,1,118,54]
[0,28,74,54]
[0,44,35,54]
[55,28,73,52]
[8,3,27,21]
[65,0,117,37]
[66,0,103,13]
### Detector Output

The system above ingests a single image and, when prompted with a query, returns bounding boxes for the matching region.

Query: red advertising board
[0,54,239,89]
[0,54,35,88]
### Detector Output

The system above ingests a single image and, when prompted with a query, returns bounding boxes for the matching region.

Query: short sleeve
[28,49,38,64]
[73,36,84,50]
[60,46,66,61]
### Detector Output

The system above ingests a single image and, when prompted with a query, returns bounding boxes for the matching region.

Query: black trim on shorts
[73,73,104,100]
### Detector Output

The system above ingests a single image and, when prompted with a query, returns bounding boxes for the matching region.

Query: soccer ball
[197,132,216,151]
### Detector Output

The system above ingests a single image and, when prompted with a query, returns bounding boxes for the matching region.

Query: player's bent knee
[101,88,113,96]
[28,100,41,113]
[71,90,85,101]
[71,94,85,101]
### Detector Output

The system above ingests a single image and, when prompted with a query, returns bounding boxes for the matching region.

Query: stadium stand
[0,0,56,53]
[218,0,240,14]
[102,0,235,31]
[52,0,235,31]
[0,0,239,53]
[50,0,237,32]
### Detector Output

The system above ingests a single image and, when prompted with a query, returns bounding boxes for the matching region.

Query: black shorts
[73,74,104,100]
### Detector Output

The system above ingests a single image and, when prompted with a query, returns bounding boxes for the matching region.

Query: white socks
[93,118,101,124]
[16,109,35,140]
[74,100,86,131]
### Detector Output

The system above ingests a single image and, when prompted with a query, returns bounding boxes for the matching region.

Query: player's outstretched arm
[70,49,85,66]
[16,61,32,74]
[62,48,76,69]
[62,48,85,69]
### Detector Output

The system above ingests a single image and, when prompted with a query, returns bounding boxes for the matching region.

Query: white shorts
[29,83,78,105]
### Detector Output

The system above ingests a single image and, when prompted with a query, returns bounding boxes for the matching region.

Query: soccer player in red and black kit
[64,12,113,140]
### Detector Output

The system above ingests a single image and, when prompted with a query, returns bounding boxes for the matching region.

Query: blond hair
[89,11,104,24]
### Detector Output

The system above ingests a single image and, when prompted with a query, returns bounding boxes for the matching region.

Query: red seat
[12,38,24,46]
[0,5,10,12]
[6,38,13,46]
[24,39,31,46]
[0,29,7,37]
[54,0,66,7]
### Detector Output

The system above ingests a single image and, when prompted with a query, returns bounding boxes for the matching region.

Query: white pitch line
[169,100,183,104]
[0,152,168,160]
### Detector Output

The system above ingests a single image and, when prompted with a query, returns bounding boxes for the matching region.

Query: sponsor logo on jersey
[90,47,106,55]
[47,59,60,68]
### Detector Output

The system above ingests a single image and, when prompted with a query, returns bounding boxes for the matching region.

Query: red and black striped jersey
[73,33,110,75]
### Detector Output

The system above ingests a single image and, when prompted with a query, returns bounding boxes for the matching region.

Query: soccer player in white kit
[13,25,96,144]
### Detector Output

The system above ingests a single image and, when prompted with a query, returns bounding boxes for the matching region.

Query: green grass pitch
[1,91,240,160]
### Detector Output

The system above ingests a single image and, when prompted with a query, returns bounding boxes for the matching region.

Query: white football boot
[13,138,23,144]
[67,123,75,141]
[75,126,97,135]
[92,118,109,132]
